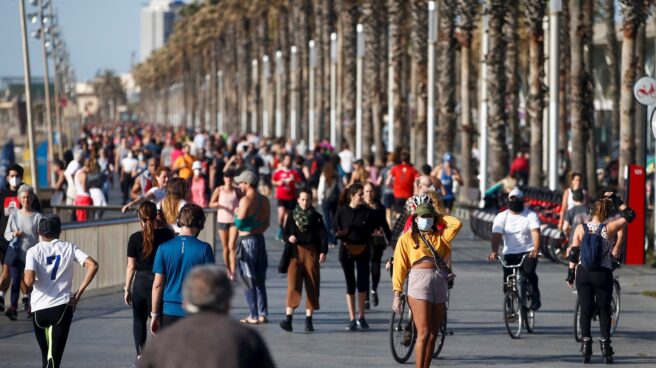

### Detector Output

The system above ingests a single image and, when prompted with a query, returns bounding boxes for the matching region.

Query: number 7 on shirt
[46,255,61,280]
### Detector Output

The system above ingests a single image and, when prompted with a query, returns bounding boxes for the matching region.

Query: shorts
[393,197,409,213]
[259,174,272,187]
[443,198,454,211]
[217,222,235,231]
[382,192,394,209]
[277,198,296,211]
[3,244,24,267]
[407,268,448,304]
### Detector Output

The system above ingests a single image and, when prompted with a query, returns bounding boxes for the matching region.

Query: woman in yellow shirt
[392,203,462,368]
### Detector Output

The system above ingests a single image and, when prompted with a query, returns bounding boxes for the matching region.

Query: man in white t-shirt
[23,214,98,368]
[488,188,542,310]
[338,143,354,182]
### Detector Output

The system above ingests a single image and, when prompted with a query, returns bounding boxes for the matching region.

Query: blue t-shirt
[153,235,215,316]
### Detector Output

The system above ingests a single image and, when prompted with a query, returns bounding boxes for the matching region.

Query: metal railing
[64,209,217,292]
[51,204,130,222]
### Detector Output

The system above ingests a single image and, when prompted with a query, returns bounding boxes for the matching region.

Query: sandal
[240,316,259,324]
[257,316,269,324]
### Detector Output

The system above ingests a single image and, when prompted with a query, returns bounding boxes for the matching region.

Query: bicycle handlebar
[496,254,529,269]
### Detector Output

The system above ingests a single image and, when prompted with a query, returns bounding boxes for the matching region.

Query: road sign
[633,76,656,106]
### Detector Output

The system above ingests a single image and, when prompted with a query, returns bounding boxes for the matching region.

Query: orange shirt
[174,154,194,179]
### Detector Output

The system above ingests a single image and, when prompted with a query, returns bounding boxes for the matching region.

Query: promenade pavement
[1,205,656,367]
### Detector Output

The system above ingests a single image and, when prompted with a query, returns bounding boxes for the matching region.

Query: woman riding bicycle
[392,202,462,368]
[565,192,635,363]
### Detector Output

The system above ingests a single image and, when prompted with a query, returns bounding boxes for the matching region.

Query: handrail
[59,208,218,229]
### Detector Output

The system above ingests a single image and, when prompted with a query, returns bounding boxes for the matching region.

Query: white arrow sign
[634,76,656,106]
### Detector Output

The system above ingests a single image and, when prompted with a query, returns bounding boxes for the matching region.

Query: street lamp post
[262,55,270,137]
[330,33,337,148]
[290,45,298,141]
[251,58,258,134]
[478,9,489,208]
[548,0,561,190]
[19,0,39,193]
[309,40,316,148]
[427,1,437,167]
[387,26,394,152]
[218,71,224,133]
[356,24,364,158]
[35,0,54,185]
[275,51,283,138]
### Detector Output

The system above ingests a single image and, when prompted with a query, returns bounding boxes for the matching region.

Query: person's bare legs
[277,206,286,229]
[228,226,239,276]
[219,228,230,274]
[0,265,10,293]
[423,302,445,368]
[408,296,431,368]
[346,294,356,320]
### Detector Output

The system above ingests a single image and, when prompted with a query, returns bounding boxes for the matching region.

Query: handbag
[343,243,367,256]
[278,242,295,274]
[417,231,455,289]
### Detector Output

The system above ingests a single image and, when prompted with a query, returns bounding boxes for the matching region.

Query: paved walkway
[2,211,656,367]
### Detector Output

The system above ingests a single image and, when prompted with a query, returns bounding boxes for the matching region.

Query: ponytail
[138,202,158,258]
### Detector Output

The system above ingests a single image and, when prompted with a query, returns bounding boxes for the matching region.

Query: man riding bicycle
[488,188,542,311]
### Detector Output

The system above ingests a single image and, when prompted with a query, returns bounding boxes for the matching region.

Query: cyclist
[488,188,541,311]
[392,202,462,368]
[565,193,634,363]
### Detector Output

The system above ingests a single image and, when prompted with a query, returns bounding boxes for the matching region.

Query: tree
[487,0,509,182]
[456,0,478,188]
[604,0,620,146]
[505,0,520,160]
[569,0,586,181]
[436,0,458,158]
[412,0,429,167]
[388,0,409,151]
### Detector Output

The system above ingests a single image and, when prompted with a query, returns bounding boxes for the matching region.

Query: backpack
[580,223,605,270]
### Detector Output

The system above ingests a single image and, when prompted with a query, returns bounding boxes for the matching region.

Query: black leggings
[33,303,74,368]
[370,238,387,292]
[131,272,154,355]
[339,245,370,295]
[576,266,613,339]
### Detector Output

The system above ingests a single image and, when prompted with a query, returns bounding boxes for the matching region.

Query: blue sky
[0,0,143,82]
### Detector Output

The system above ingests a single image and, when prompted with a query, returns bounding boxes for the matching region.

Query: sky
[0,0,143,82]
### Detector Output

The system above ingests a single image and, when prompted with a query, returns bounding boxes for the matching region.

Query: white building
[139,0,178,62]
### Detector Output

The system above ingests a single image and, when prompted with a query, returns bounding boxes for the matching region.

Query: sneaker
[279,319,293,332]
[357,317,369,330]
[371,291,379,307]
[21,297,29,311]
[5,307,17,321]
[345,319,357,331]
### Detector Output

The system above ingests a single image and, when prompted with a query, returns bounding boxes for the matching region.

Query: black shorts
[277,198,296,211]
[393,197,409,213]
[443,198,455,211]
[260,174,272,187]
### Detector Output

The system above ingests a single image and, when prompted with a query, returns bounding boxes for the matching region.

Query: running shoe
[345,319,357,331]
[21,297,29,311]
[5,307,17,321]
[356,317,369,330]
[371,291,379,307]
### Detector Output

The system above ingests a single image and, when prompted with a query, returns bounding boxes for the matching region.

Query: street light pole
[19,0,39,193]
[48,4,63,159]
[309,40,316,148]
[290,45,298,141]
[548,0,561,190]
[275,51,283,138]
[37,0,54,185]
[217,71,224,133]
[251,58,258,134]
[387,25,394,153]
[330,33,337,148]
[427,1,437,167]
[262,55,270,137]
[356,24,364,158]
[478,9,489,208]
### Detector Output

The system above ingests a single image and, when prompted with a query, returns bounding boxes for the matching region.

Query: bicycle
[573,274,621,342]
[497,254,536,339]
[388,258,450,364]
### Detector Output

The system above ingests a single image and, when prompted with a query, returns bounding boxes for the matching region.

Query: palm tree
[604,0,620,145]
[582,0,597,197]
[457,0,477,189]
[436,0,457,157]
[388,0,409,151]
[525,0,546,187]
[618,0,649,191]
[569,0,586,182]
[504,0,520,159]
[412,0,428,167]
[558,0,570,164]
[487,0,509,182]
[340,0,358,150]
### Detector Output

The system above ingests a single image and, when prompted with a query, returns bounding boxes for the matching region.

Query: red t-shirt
[390,163,419,199]
[273,168,302,200]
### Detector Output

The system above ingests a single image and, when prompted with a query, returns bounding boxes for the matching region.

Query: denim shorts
[407,268,448,304]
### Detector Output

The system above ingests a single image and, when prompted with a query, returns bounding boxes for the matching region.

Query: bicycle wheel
[524,307,535,333]
[574,298,582,342]
[503,290,522,339]
[433,310,447,358]
[610,279,621,336]
[390,297,416,364]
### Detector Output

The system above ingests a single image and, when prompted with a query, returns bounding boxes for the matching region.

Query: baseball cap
[192,161,202,171]
[442,152,453,163]
[38,214,62,237]
[234,170,258,185]
[508,187,524,199]
[415,203,436,217]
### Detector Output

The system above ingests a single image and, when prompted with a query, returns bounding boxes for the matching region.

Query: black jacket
[333,204,380,245]
[283,208,328,254]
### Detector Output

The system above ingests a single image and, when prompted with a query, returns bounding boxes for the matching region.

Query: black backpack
[580,223,605,270]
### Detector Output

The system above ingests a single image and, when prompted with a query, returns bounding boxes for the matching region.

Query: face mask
[194,169,201,176]
[8,177,21,188]
[508,199,524,213]
[416,217,434,232]
[138,154,144,161]
[127,152,133,159]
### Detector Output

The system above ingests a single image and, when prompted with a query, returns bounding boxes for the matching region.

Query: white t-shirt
[147,187,167,205]
[338,149,354,174]
[25,239,89,312]
[492,208,540,255]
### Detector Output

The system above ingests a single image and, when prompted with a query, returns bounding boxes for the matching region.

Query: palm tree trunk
[487,0,509,182]
[582,0,597,197]
[604,0,620,147]
[559,0,570,176]
[634,21,647,168]
[363,0,386,162]
[341,0,358,151]
[504,0,520,159]
[279,5,291,138]
[412,0,428,167]
[569,0,585,179]
[457,0,477,189]
[209,43,218,132]
[436,0,457,158]
[525,0,546,187]
[388,0,408,151]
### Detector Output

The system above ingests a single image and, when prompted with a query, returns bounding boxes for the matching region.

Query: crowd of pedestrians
[0,120,638,367]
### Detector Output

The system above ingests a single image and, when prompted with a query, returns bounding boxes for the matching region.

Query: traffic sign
[633,76,656,106]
